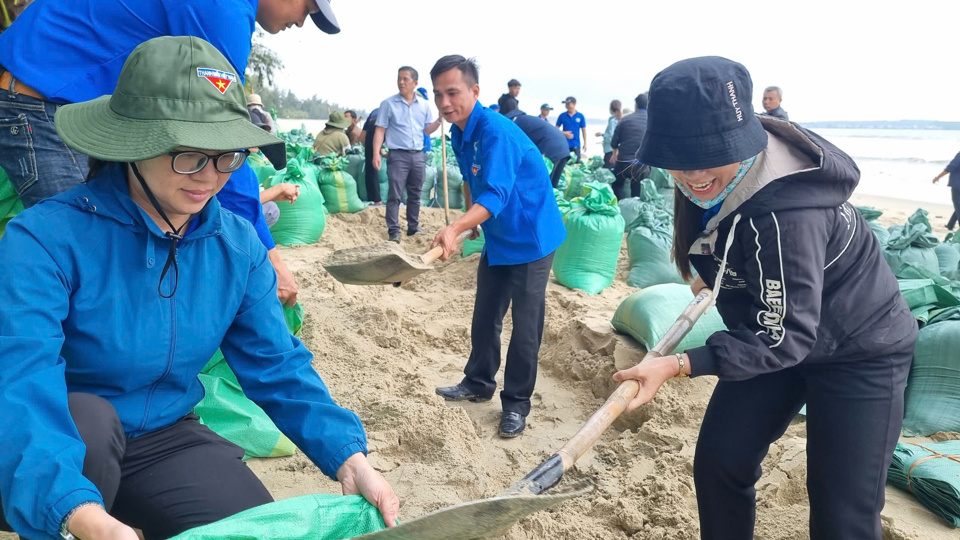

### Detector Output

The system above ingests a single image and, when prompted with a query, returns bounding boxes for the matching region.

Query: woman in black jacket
[613,57,917,540]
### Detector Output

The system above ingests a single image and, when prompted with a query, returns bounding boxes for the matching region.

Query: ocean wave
[852,156,949,165]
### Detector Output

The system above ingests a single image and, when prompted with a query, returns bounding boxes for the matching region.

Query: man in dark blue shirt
[505,109,571,188]
[556,96,587,163]
[0,0,340,307]
[428,55,566,438]
[933,150,960,229]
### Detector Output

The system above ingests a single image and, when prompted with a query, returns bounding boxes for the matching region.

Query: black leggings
[0,393,272,540]
[611,161,650,200]
[693,339,913,540]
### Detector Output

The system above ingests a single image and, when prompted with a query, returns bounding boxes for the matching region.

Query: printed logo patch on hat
[197,68,237,95]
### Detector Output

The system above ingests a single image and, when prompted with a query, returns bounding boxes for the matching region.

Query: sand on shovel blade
[322,242,434,285]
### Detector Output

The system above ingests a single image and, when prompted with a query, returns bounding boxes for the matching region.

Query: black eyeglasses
[166,150,251,174]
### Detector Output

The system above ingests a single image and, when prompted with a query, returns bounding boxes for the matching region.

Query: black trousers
[693,339,913,540]
[461,252,555,416]
[0,393,272,540]
[385,150,425,235]
[549,156,570,189]
[570,146,581,163]
[948,186,960,229]
[602,151,614,170]
[611,161,650,200]
[363,142,381,203]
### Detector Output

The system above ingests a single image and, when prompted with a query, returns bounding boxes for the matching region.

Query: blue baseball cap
[416,87,429,100]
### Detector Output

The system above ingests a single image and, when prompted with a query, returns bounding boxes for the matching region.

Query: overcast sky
[260,0,959,123]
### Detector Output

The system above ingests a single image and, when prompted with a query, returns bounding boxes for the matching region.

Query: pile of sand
[249,206,953,539]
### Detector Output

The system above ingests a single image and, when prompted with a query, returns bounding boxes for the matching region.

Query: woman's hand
[611,356,680,413]
[691,274,707,295]
[337,453,400,527]
[66,504,140,540]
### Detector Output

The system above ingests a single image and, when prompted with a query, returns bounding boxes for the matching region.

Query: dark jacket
[498,93,519,115]
[510,112,570,163]
[685,117,917,380]
[610,109,648,162]
[946,151,960,187]
[762,106,789,121]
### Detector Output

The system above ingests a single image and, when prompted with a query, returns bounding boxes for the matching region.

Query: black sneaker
[407,227,424,237]
[388,232,401,243]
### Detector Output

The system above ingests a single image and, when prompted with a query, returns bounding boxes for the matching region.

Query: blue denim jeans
[0,88,89,208]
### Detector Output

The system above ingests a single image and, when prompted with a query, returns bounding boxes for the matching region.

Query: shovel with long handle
[353,288,715,540]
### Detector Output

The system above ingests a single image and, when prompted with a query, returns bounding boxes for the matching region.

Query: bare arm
[372,127,386,170]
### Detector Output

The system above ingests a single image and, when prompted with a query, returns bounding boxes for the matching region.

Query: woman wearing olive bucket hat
[612,57,917,539]
[0,36,398,540]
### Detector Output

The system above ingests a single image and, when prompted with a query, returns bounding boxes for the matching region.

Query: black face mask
[131,162,199,298]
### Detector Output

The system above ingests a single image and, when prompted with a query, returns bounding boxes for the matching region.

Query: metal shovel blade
[350,481,593,540]
[322,242,433,285]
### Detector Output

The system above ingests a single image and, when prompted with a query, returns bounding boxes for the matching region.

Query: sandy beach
[3,199,955,540]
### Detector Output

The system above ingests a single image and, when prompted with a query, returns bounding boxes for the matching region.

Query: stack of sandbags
[267,158,326,246]
[622,179,687,288]
[902,318,960,436]
[344,147,366,201]
[855,206,890,245]
[316,154,365,214]
[553,182,624,295]
[935,233,960,281]
[887,440,960,527]
[884,210,940,278]
[434,159,464,210]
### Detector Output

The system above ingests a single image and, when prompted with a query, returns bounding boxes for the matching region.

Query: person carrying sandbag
[612,57,917,540]
[0,37,398,540]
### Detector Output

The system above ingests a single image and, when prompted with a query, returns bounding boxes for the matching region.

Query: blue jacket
[0,0,275,250]
[0,165,366,540]
[451,102,566,266]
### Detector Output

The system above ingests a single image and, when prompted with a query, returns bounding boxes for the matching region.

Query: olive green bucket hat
[55,35,284,165]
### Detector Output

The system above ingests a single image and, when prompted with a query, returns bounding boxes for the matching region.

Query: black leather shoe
[436,383,492,402]
[388,232,401,243]
[498,412,526,438]
[407,227,424,237]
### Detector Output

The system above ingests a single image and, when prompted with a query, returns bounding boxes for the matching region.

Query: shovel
[323,230,472,286]
[352,288,716,539]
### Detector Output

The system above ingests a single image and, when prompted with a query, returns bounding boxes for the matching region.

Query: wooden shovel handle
[555,288,715,471]
[421,229,474,265]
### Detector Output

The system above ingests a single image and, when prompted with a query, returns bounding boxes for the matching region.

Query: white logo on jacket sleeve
[760,279,785,341]
[751,214,787,348]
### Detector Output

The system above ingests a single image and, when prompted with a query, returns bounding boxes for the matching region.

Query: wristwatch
[60,502,102,540]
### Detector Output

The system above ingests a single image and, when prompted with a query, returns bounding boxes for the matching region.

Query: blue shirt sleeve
[219,238,367,479]
[165,0,255,79]
[217,164,276,250]
[946,152,960,173]
[0,217,104,540]
[473,131,522,219]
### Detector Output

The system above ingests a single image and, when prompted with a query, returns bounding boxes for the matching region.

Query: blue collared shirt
[375,93,434,151]
[451,102,566,266]
[556,111,586,148]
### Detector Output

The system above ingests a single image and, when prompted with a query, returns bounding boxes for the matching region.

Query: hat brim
[260,142,287,170]
[326,119,352,129]
[55,96,285,162]
[310,1,340,34]
[637,118,768,170]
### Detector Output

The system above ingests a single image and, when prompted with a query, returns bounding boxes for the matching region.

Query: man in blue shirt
[0,0,340,307]
[372,66,441,242]
[933,150,960,229]
[556,96,587,163]
[505,109,571,188]
[428,55,566,438]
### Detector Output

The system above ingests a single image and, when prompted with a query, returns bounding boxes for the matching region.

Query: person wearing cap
[497,79,521,116]
[246,93,277,135]
[505,109,571,189]
[612,56,916,540]
[344,110,363,145]
[556,97,587,163]
[372,66,442,242]
[0,36,399,540]
[609,93,650,199]
[538,103,553,122]
[429,56,566,438]
[0,0,341,310]
[313,112,353,157]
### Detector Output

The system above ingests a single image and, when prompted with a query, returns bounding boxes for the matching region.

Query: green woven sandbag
[647,167,673,190]
[543,155,555,174]
[378,159,389,202]
[194,304,303,460]
[554,189,571,215]
[585,167,616,186]
[317,155,365,214]
[249,151,278,188]
[887,441,960,527]
[902,320,960,436]
[870,221,890,245]
[0,167,24,239]
[268,159,326,246]
[435,164,464,210]
[611,284,728,352]
[462,229,485,257]
[626,208,687,289]
[168,494,387,540]
[618,198,643,230]
[553,182,625,294]
[934,243,960,281]
[855,206,883,221]
[345,154,366,200]
[586,155,605,172]
[562,165,587,200]
[883,222,940,278]
[421,165,437,207]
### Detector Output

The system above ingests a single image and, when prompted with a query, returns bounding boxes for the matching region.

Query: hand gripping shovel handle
[421,229,473,264]
[512,288,715,495]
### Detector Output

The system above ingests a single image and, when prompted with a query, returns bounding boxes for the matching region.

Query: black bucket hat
[638,56,768,170]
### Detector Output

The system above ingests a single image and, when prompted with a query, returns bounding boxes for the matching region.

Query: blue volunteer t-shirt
[0,0,276,250]
[556,111,586,149]
[451,103,566,266]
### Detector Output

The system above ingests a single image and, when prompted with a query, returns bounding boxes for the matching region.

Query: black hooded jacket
[685,117,917,380]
